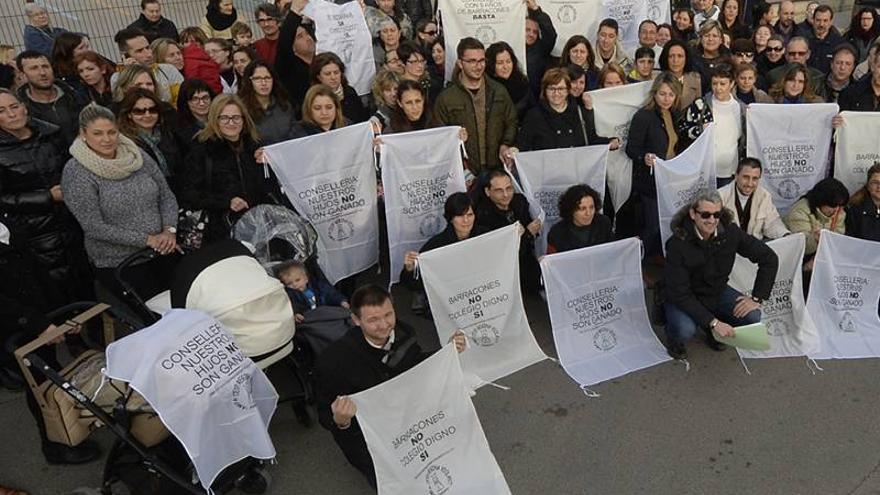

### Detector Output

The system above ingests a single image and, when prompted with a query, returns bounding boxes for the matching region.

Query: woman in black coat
[546,184,613,254]
[0,89,91,303]
[117,89,184,194]
[517,68,614,151]
[625,73,684,256]
[309,52,369,124]
[487,42,535,123]
[180,94,272,242]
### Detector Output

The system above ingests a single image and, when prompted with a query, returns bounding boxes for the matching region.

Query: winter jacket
[626,107,680,198]
[275,12,312,109]
[525,8,557,97]
[286,278,347,315]
[664,207,778,328]
[17,83,85,146]
[182,43,222,95]
[0,119,90,300]
[23,25,69,56]
[0,232,59,351]
[718,182,789,240]
[62,150,178,268]
[845,196,880,242]
[783,197,846,255]
[434,77,518,173]
[517,99,606,151]
[837,77,880,112]
[341,85,369,124]
[254,98,297,145]
[180,136,271,241]
[546,214,613,254]
[132,126,185,194]
[253,37,280,65]
[127,14,179,42]
[807,28,846,75]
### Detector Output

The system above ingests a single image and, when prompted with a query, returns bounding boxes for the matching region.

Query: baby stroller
[14,303,271,495]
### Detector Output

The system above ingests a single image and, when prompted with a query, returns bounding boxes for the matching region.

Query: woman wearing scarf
[116,88,183,194]
[62,104,178,301]
[200,0,238,40]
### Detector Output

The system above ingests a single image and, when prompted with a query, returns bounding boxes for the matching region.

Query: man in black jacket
[315,285,466,488]
[474,170,542,293]
[127,0,179,42]
[663,189,778,359]
[15,51,85,146]
[838,49,880,112]
[525,0,557,97]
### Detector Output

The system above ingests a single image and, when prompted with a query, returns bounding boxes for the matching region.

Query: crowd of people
[1,0,880,492]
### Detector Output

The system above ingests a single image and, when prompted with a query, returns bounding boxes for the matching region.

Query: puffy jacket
[664,207,778,328]
[434,77,518,173]
[0,119,89,299]
[845,195,880,242]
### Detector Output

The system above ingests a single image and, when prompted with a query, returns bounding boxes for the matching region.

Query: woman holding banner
[546,184,613,253]
[626,73,684,257]
[559,36,599,90]
[784,177,849,268]
[768,63,824,103]
[291,84,348,137]
[845,163,880,241]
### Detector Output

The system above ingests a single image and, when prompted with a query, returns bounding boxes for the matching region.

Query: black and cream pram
[14,303,271,495]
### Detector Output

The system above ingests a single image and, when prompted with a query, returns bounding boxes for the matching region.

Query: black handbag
[176,155,213,253]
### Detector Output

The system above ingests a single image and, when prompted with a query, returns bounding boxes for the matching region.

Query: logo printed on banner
[425,464,453,494]
[839,312,856,332]
[777,178,801,200]
[557,5,576,22]
[419,214,445,237]
[766,318,791,337]
[232,373,255,411]
[593,328,617,351]
[474,25,497,42]
[471,322,500,347]
[328,218,355,241]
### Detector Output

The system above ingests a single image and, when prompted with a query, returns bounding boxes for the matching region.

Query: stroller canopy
[232,205,318,269]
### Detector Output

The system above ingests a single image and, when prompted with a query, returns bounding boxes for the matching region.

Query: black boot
[42,439,101,465]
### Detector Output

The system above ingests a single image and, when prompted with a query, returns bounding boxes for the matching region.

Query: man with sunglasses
[766,36,824,92]
[662,189,778,360]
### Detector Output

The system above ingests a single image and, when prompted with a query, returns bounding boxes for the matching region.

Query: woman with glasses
[238,61,295,145]
[173,79,215,148]
[181,94,270,241]
[309,52,369,123]
[517,68,613,152]
[397,40,442,103]
[844,8,879,63]
[373,18,404,73]
[757,34,785,77]
[845,163,880,242]
[487,41,534,122]
[117,88,183,193]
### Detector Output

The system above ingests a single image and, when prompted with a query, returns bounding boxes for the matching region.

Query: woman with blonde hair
[371,69,400,130]
[181,94,271,241]
[112,65,159,103]
[151,38,185,72]
[291,84,347,138]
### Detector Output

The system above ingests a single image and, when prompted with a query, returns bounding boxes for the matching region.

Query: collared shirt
[694,224,718,241]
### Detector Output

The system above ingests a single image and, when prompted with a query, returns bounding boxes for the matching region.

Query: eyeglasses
[131,106,158,116]
[735,52,755,59]
[406,57,426,65]
[546,86,568,93]
[868,180,880,188]
[218,115,243,124]
[250,75,273,83]
[695,210,723,219]
[424,30,438,35]
[461,58,486,65]
[787,50,807,57]
[190,95,211,103]
[256,17,277,23]
[767,46,785,52]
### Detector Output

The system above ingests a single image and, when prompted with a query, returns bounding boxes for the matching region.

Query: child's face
[281,268,309,291]
[235,33,253,47]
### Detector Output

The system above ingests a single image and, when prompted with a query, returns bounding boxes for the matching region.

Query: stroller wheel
[234,466,271,494]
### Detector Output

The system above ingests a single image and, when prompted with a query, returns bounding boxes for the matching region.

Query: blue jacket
[286,278,347,314]
[23,25,69,56]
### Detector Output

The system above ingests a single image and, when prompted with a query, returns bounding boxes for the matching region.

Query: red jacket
[253,37,279,65]
[182,43,222,94]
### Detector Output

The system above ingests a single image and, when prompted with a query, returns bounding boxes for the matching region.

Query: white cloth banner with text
[806,231,880,359]
[728,234,820,358]
[655,124,716,253]
[419,224,547,386]
[105,310,277,492]
[589,81,651,213]
[439,0,527,80]
[833,111,880,195]
[538,0,601,56]
[303,0,376,95]
[540,237,671,387]
[381,127,467,285]
[351,344,511,495]
[265,123,378,284]
[514,145,608,256]
[602,0,670,53]
[746,103,837,214]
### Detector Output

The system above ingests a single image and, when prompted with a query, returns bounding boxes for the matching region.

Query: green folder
[713,322,771,351]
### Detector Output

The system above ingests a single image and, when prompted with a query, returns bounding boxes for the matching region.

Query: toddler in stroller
[275,260,349,322]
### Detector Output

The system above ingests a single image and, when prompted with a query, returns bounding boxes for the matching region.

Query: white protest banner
[265,123,378,284]
[538,0,602,56]
[746,103,838,214]
[833,111,880,195]
[589,81,652,213]
[806,231,880,359]
[438,0,527,81]
[655,124,716,253]
[540,237,670,387]
[418,224,547,386]
[381,127,467,285]
[351,344,511,495]
[514,145,608,256]
[105,309,277,492]
[728,234,820,358]
[303,0,375,95]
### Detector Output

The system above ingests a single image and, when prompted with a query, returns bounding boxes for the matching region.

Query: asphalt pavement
[2,284,880,495]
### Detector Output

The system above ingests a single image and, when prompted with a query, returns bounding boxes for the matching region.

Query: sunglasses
[695,210,722,219]
[423,30,438,35]
[767,46,784,52]
[131,106,158,116]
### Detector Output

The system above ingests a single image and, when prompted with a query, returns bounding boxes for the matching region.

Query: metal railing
[0,0,265,61]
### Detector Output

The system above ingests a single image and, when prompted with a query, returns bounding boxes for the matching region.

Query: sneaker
[42,440,101,465]
[667,340,687,360]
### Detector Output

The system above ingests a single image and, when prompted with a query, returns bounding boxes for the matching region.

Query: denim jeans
[664,286,762,343]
